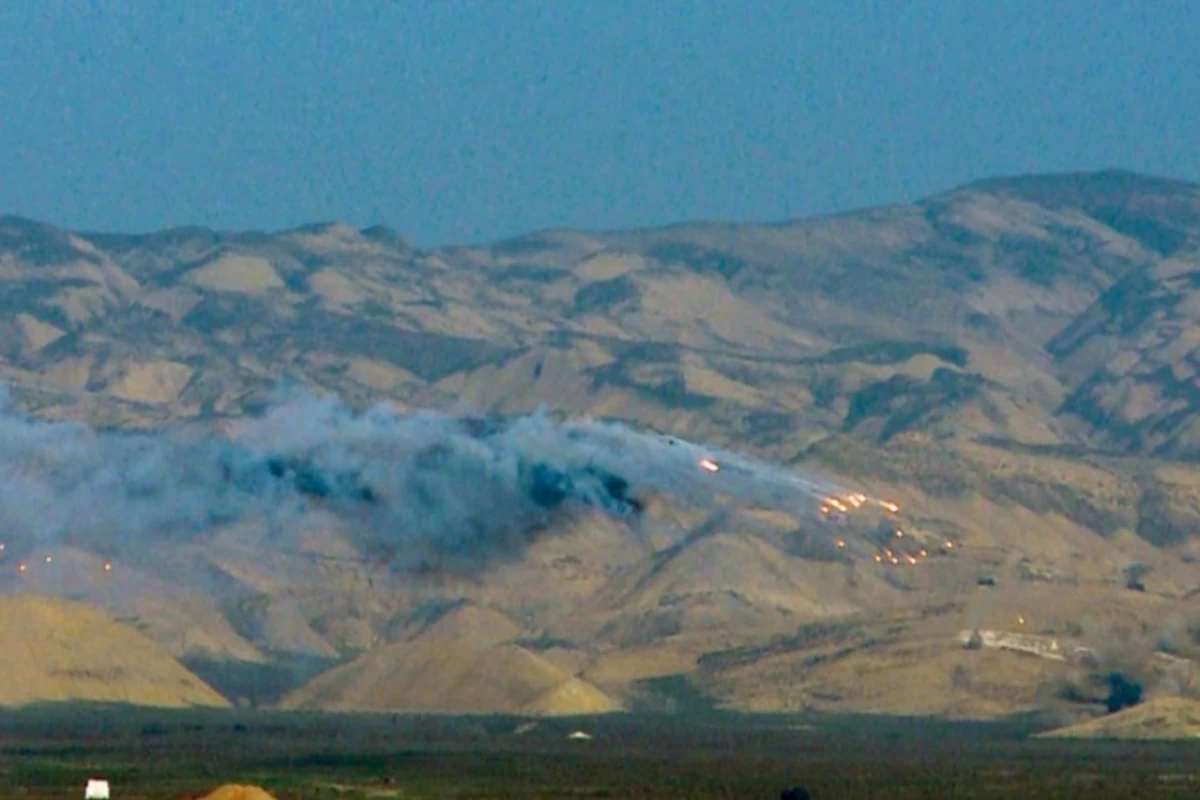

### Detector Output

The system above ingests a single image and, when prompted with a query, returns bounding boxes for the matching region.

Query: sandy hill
[4,169,1200,718]
[1037,696,1200,740]
[199,786,278,800]
[279,603,619,715]
[0,594,228,708]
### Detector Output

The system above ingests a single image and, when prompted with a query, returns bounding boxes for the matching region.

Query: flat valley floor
[0,706,1196,799]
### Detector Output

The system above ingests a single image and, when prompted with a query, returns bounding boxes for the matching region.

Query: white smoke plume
[0,384,867,572]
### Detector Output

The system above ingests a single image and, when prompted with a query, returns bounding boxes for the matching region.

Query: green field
[0,705,1196,798]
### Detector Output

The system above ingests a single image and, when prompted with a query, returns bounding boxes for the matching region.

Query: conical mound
[198,785,278,800]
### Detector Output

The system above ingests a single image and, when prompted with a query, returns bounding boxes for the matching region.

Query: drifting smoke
[0,384,864,573]
[1105,671,1144,713]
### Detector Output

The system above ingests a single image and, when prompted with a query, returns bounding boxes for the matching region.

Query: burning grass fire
[808,503,963,571]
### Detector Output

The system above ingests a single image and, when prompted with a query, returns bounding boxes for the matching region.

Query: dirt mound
[199,785,278,800]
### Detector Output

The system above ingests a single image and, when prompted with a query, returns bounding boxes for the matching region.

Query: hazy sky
[1,1,1196,247]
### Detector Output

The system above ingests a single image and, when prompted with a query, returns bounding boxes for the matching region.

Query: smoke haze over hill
[0,383,861,574]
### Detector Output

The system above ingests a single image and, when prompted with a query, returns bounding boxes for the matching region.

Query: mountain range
[3,168,1200,723]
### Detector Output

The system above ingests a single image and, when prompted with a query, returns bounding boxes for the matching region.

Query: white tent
[85,778,110,799]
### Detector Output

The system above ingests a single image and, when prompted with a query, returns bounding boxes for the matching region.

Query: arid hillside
[1,168,1194,457]
[0,594,228,708]
[3,169,1200,718]
[1037,696,1200,740]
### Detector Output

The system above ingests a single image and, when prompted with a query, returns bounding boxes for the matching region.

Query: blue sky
[0,0,1196,246]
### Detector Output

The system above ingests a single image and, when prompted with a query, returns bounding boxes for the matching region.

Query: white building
[85,778,110,799]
